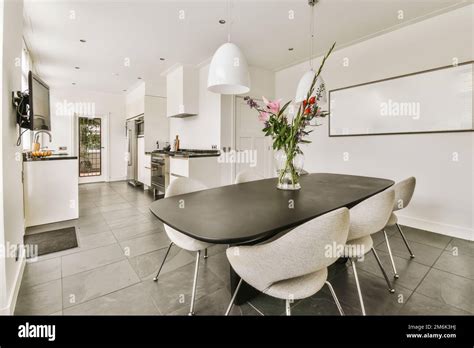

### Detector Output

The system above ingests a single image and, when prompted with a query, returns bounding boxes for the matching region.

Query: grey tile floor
[15,181,474,316]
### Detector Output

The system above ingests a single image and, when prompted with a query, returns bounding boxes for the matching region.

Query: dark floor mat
[24,226,78,257]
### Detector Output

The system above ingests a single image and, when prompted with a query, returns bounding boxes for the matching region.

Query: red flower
[304,107,311,115]
[309,96,316,105]
[303,100,308,108]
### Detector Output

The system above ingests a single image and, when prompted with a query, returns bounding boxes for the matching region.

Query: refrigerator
[126,119,141,186]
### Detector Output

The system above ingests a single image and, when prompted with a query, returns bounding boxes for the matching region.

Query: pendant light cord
[227,0,231,43]
[309,4,315,70]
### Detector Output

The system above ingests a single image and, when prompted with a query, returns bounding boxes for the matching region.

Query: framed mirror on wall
[328,61,473,137]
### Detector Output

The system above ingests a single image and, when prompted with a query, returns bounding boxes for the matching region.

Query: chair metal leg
[225,278,243,316]
[371,248,395,293]
[188,250,201,316]
[325,281,344,316]
[204,248,208,259]
[285,299,291,316]
[396,223,415,258]
[351,258,366,316]
[153,242,173,281]
[383,230,399,279]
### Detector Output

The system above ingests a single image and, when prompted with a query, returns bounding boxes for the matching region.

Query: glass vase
[274,150,304,190]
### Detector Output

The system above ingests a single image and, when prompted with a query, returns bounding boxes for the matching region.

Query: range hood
[165,65,199,118]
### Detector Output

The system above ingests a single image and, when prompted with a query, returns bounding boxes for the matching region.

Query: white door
[234,97,273,181]
[78,114,109,184]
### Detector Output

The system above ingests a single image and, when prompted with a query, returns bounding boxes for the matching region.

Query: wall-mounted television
[28,71,51,131]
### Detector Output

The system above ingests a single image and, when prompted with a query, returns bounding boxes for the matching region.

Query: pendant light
[208,0,250,95]
[295,0,327,105]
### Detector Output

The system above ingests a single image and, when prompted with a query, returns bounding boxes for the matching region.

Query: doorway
[78,115,108,183]
[233,96,273,181]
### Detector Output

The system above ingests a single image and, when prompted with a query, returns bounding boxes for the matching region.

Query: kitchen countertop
[152,150,220,158]
[24,155,78,162]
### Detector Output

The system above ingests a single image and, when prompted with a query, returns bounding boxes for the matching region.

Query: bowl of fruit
[31,150,53,158]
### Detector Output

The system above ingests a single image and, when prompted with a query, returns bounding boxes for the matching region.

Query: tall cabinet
[126,82,168,188]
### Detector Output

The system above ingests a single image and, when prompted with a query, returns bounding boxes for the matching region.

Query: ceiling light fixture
[75,66,80,69]
[295,0,327,105]
[288,48,294,51]
[219,19,226,24]
[137,77,142,80]
[159,58,165,61]
[79,39,86,43]
[208,0,250,95]
[72,82,76,85]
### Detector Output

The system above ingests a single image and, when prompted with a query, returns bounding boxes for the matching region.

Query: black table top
[149,173,394,245]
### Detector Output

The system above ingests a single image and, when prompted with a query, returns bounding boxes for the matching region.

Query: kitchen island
[23,156,79,227]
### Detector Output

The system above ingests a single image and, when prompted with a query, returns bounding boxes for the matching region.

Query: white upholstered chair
[235,169,264,184]
[152,177,213,315]
[344,188,395,315]
[225,207,350,316]
[382,177,416,279]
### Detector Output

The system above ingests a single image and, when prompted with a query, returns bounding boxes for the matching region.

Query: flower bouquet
[244,42,335,190]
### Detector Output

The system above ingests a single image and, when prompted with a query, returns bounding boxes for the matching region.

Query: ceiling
[24,0,469,94]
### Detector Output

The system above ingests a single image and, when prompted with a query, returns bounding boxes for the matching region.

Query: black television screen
[28,71,51,130]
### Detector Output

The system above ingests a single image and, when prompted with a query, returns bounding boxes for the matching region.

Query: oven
[151,152,168,199]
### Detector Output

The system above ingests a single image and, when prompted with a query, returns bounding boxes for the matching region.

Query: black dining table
[149,173,394,304]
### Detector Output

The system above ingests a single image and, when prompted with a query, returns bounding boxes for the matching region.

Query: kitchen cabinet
[144,96,168,152]
[137,137,151,187]
[144,154,151,187]
[125,82,145,118]
[166,65,199,117]
[23,158,79,227]
[169,157,220,188]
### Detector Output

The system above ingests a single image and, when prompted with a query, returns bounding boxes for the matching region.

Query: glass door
[79,117,102,177]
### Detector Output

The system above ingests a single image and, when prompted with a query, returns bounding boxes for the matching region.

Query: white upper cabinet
[125,82,146,118]
[166,65,199,117]
[144,96,168,152]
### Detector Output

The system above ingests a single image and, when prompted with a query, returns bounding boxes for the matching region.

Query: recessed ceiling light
[159,58,165,61]
[80,39,86,43]
[137,77,142,80]
[75,66,80,69]
[72,82,76,85]
[288,48,294,51]
[123,89,127,92]
[219,19,226,24]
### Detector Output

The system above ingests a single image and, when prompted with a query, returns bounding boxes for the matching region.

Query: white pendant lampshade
[295,70,327,105]
[207,42,250,95]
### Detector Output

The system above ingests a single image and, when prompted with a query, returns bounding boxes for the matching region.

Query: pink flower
[262,96,281,114]
[258,111,270,122]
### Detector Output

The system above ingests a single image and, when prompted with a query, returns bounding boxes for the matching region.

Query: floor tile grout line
[61,253,127,280]
[60,256,64,312]
[62,280,147,315]
[390,230,454,251]
[401,242,453,312]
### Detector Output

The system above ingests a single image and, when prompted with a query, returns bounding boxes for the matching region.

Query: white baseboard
[397,214,474,241]
[0,255,26,315]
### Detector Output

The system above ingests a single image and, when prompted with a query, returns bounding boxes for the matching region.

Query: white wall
[49,89,127,181]
[169,64,275,150]
[0,0,26,314]
[275,5,474,240]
